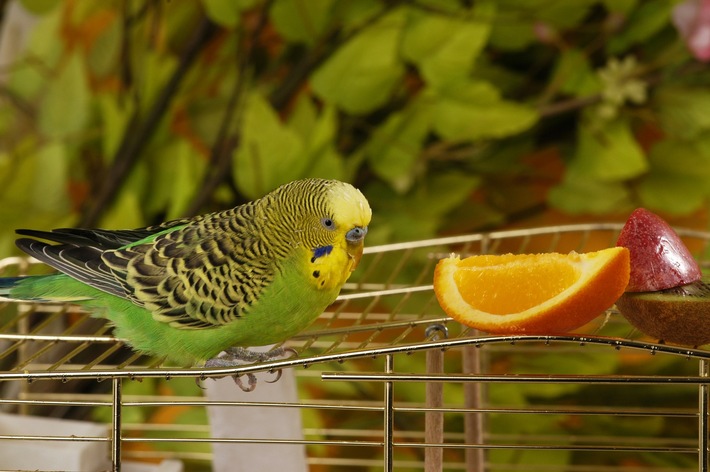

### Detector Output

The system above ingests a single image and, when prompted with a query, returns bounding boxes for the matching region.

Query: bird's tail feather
[0,275,91,303]
[0,277,23,300]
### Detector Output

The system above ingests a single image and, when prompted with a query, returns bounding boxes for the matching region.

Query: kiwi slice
[615,278,710,347]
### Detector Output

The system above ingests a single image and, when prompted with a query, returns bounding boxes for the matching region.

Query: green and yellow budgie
[0,179,371,389]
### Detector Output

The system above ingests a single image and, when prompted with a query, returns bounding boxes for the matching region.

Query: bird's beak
[346,226,368,271]
[348,243,364,271]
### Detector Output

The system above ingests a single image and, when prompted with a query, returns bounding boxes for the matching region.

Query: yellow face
[305,181,372,291]
[329,182,372,270]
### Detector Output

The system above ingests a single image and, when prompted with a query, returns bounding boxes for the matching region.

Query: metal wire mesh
[0,223,708,471]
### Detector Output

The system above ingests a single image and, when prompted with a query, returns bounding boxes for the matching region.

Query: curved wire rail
[1,223,709,472]
[0,222,708,381]
[0,333,707,382]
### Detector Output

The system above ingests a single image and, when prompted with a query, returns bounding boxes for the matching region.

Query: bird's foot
[221,346,296,364]
[200,347,298,392]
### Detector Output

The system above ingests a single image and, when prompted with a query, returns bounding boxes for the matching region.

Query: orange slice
[433,247,630,334]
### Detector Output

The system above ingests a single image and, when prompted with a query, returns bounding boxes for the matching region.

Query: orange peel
[433,247,630,334]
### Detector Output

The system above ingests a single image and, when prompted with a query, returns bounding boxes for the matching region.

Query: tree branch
[184,1,274,216]
[268,1,400,110]
[183,40,248,216]
[80,15,218,227]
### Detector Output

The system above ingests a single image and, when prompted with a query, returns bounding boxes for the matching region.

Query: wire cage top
[0,223,709,471]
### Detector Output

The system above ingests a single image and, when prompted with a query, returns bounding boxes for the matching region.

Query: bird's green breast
[218,250,341,347]
[10,250,345,366]
[100,250,338,365]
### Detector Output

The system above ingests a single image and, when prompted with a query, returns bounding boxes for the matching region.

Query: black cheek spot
[310,257,316,263]
[312,270,320,278]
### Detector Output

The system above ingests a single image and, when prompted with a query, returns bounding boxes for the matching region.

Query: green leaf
[607,0,670,54]
[431,81,538,141]
[0,148,75,249]
[270,0,335,44]
[8,8,63,100]
[31,141,70,214]
[696,133,710,160]
[304,103,337,159]
[438,79,500,103]
[333,0,383,29]
[286,97,347,178]
[87,14,121,77]
[367,173,479,242]
[233,92,306,199]
[99,163,148,229]
[369,207,439,243]
[637,173,706,215]
[97,93,134,161]
[39,53,90,139]
[636,139,710,215]
[647,138,710,179]
[569,118,647,181]
[490,0,597,28]
[202,0,255,27]
[18,0,60,14]
[24,5,63,65]
[365,99,431,192]
[488,0,596,50]
[655,86,710,140]
[305,147,345,181]
[0,106,13,138]
[489,15,534,51]
[402,8,491,88]
[602,0,639,14]
[442,201,505,234]
[548,173,630,214]
[135,49,178,115]
[412,0,463,14]
[288,94,319,141]
[419,172,479,216]
[551,48,602,97]
[311,9,405,115]
[147,140,207,220]
[472,56,528,95]
[435,100,538,141]
[300,104,346,180]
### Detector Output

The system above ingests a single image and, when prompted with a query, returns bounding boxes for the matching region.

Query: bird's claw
[201,346,298,392]
[195,375,207,390]
[265,368,283,384]
[233,373,258,392]
[264,348,298,385]
[195,369,260,393]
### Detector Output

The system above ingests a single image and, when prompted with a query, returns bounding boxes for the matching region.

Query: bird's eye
[321,217,335,230]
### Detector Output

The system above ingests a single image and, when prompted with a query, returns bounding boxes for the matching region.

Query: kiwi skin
[615,279,710,347]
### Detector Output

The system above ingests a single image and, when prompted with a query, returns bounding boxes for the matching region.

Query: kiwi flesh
[615,279,710,347]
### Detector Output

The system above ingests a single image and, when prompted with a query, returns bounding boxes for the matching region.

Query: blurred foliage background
[1,0,710,470]
[1,0,710,255]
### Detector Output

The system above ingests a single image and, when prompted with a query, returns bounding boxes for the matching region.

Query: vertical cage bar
[17,305,31,417]
[425,347,444,471]
[384,354,394,472]
[464,344,486,471]
[701,359,709,472]
[111,377,122,472]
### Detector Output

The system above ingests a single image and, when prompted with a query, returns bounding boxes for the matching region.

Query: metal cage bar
[0,223,708,471]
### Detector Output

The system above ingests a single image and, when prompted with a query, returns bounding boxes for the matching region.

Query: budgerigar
[0,179,371,387]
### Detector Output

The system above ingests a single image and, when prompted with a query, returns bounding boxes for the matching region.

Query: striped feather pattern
[102,179,358,328]
[14,179,369,331]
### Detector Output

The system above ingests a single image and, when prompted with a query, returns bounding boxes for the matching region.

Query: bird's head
[323,180,371,270]
[275,179,371,272]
